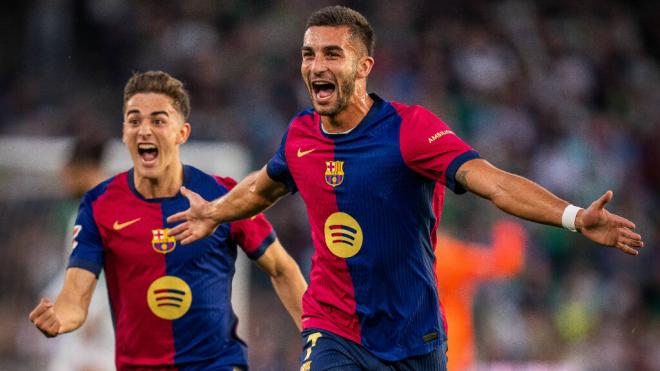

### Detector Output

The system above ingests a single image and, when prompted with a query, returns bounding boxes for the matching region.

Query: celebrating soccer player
[167,6,644,370]
[29,71,307,370]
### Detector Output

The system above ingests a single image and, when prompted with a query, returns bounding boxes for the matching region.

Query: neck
[134,163,184,199]
[321,91,373,133]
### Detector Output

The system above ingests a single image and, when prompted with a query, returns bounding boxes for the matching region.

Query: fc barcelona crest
[152,228,176,254]
[325,160,344,187]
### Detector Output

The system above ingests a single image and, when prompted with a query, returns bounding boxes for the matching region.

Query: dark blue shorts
[299,329,447,371]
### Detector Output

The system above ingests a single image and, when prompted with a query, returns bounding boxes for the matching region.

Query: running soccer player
[436,221,527,370]
[29,71,307,370]
[167,6,644,370]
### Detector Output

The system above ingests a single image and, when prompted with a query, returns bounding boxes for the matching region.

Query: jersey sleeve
[229,214,277,260]
[67,193,105,277]
[266,127,298,193]
[399,106,480,194]
[214,176,277,260]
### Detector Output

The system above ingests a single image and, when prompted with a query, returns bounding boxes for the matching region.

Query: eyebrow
[323,45,344,54]
[125,109,169,117]
[301,45,345,54]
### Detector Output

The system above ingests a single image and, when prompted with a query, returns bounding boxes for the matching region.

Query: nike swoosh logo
[113,218,142,231]
[297,148,316,157]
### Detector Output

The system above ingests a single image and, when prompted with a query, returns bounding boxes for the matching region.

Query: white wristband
[562,205,582,232]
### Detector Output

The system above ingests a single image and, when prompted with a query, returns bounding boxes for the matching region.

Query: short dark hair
[306,6,374,56]
[123,71,191,119]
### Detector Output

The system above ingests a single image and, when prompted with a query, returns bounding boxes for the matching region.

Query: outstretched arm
[456,158,644,255]
[168,166,290,244]
[255,239,308,331]
[28,268,97,337]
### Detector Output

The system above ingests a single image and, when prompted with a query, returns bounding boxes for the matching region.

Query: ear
[356,55,374,79]
[177,122,191,145]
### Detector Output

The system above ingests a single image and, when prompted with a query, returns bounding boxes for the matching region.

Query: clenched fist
[29,298,61,337]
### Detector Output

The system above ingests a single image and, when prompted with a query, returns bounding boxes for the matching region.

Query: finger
[171,229,191,243]
[29,306,44,322]
[32,316,46,329]
[619,235,644,248]
[40,320,59,337]
[610,213,636,230]
[182,233,199,245]
[616,242,639,256]
[33,311,54,330]
[167,210,188,224]
[180,186,201,202]
[619,228,642,243]
[35,304,55,322]
[168,222,189,240]
[592,190,613,210]
[43,315,60,332]
[36,319,58,337]
[29,299,53,320]
[180,231,195,245]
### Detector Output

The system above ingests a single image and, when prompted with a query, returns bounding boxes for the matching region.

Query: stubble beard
[312,69,357,118]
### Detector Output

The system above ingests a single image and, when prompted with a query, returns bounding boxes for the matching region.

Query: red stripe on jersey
[285,113,362,344]
[92,173,176,367]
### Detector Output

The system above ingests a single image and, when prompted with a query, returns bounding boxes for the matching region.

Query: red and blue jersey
[267,94,479,361]
[68,165,275,370]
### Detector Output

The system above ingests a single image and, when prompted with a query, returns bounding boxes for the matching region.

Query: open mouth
[312,81,336,101]
[137,143,158,163]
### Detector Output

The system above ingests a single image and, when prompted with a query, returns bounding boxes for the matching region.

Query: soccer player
[166,6,644,370]
[436,221,527,370]
[29,71,308,370]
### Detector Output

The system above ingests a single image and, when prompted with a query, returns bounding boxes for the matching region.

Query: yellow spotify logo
[147,276,192,320]
[324,212,363,258]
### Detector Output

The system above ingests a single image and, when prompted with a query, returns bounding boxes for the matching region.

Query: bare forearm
[271,268,307,331]
[457,159,568,227]
[208,168,288,224]
[257,241,307,331]
[488,173,568,227]
[209,177,275,224]
[54,268,96,334]
[456,159,644,254]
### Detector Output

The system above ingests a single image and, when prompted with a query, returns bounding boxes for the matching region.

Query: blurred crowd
[0,0,658,370]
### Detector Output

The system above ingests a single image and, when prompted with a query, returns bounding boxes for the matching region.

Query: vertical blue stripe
[330,98,445,360]
[160,165,247,367]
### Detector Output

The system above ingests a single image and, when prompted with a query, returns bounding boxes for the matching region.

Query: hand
[576,191,644,255]
[167,186,219,245]
[29,298,60,337]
